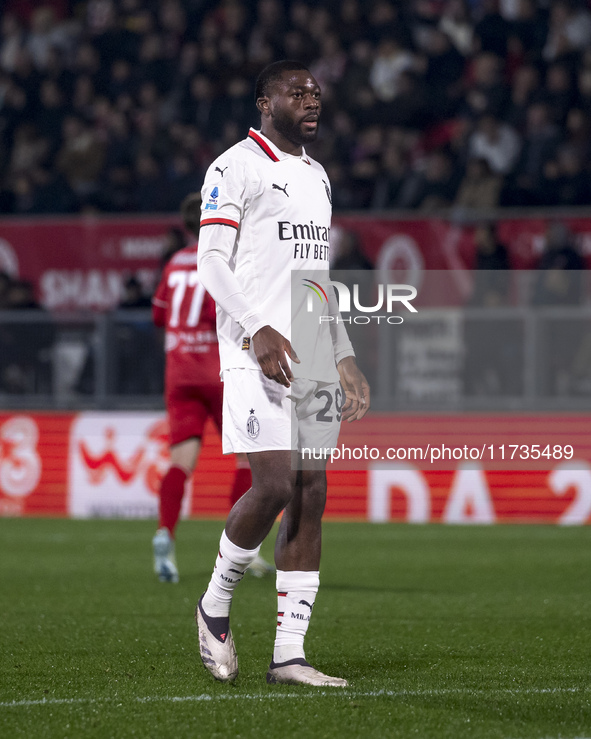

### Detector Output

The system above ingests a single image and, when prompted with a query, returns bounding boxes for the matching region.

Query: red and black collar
[248,130,280,162]
[247,129,310,165]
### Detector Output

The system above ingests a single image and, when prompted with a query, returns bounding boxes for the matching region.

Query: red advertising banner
[1,411,590,524]
[0,413,72,517]
[2,214,591,310]
[334,215,591,271]
[0,216,179,310]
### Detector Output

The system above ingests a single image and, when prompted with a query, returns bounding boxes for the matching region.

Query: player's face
[267,70,321,146]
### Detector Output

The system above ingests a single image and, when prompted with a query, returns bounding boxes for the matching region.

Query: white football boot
[195,596,238,682]
[152,528,179,583]
[266,658,348,687]
[247,554,275,578]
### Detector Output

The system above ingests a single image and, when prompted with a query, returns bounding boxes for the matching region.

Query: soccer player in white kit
[195,60,370,687]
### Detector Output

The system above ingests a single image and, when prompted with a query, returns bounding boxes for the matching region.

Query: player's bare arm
[252,325,300,388]
[337,356,370,422]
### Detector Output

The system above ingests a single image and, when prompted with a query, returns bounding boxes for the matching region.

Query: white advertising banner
[67,412,191,519]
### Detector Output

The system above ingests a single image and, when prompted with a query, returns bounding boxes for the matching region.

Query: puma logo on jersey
[299,599,313,611]
[215,166,228,177]
[273,183,289,197]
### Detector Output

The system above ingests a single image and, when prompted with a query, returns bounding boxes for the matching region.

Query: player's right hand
[252,325,300,387]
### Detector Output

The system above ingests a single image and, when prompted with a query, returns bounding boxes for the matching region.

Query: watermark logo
[304,279,417,324]
[303,278,328,304]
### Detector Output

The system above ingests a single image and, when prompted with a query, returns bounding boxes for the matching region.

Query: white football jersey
[199,128,345,381]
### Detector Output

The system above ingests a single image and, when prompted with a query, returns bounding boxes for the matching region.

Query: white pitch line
[0,686,587,709]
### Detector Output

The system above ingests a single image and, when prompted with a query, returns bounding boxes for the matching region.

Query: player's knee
[253,477,293,513]
[301,477,327,518]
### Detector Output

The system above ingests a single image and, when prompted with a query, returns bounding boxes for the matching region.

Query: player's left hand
[337,356,370,422]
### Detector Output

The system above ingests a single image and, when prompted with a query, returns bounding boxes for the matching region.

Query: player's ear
[256,96,270,117]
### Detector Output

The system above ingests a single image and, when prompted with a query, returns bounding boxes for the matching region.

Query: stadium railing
[1,305,590,412]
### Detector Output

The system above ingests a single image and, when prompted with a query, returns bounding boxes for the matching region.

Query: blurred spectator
[0,271,13,308]
[510,0,547,64]
[420,28,465,119]
[310,33,347,90]
[0,279,55,394]
[338,38,374,119]
[323,161,358,209]
[26,167,76,213]
[71,74,96,119]
[0,14,25,73]
[2,0,591,214]
[94,163,136,212]
[469,223,511,306]
[181,74,226,138]
[107,57,136,101]
[26,7,70,70]
[164,152,204,212]
[55,115,106,201]
[398,148,461,211]
[468,112,521,175]
[369,37,415,103]
[531,221,586,395]
[5,278,38,308]
[539,144,591,206]
[464,223,522,396]
[388,70,430,129]
[119,275,152,309]
[439,0,474,56]
[543,62,576,125]
[35,78,67,153]
[576,63,591,116]
[332,230,373,271]
[134,153,167,212]
[336,0,365,48]
[371,144,409,209]
[454,156,502,209]
[115,275,161,395]
[159,226,186,272]
[473,0,511,57]
[532,222,584,306]
[9,122,48,173]
[504,63,541,131]
[543,0,591,63]
[462,52,508,119]
[502,102,561,205]
[220,77,258,133]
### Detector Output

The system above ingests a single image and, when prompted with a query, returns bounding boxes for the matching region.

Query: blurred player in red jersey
[151,193,273,582]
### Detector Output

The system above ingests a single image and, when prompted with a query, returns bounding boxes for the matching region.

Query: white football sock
[273,570,320,664]
[201,530,260,617]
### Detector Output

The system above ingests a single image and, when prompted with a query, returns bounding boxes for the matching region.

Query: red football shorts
[166,383,223,446]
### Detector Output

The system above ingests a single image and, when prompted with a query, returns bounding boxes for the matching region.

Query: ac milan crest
[246,409,260,439]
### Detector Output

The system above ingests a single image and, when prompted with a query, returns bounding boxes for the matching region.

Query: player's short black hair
[255,60,310,102]
[180,192,202,238]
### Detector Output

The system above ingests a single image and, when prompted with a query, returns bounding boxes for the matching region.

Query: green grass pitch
[1,519,590,739]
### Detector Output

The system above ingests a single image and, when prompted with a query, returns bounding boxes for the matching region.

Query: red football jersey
[152,244,221,388]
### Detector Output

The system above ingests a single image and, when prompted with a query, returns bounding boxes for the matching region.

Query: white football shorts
[221,368,343,455]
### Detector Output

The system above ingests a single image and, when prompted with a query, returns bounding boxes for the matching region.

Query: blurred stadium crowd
[2,0,591,214]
